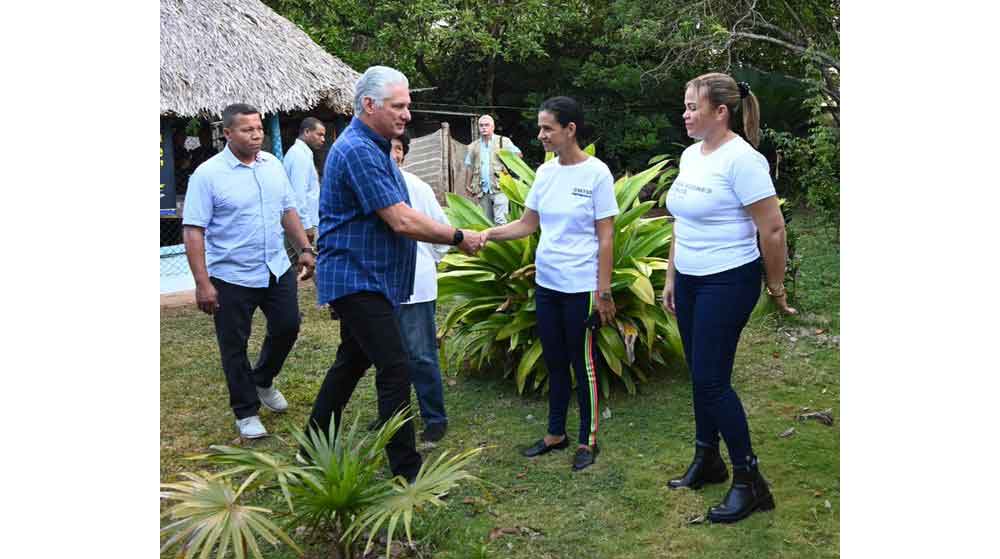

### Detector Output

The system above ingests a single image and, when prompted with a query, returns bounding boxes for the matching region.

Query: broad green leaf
[597,335,623,377]
[495,311,537,339]
[444,193,493,229]
[516,341,544,394]
[615,160,668,211]
[628,274,655,305]
[498,149,536,184]
[598,326,627,361]
[615,201,655,233]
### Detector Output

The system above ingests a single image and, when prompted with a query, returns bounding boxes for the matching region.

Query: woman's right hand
[661,280,675,315]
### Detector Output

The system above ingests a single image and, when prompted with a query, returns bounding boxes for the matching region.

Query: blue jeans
[398,300,448,426]
[674,258,761,469]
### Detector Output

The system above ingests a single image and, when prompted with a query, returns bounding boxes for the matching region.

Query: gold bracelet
[766,285,786,297]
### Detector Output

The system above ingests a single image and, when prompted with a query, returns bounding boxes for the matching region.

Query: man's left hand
[297,252,316,281]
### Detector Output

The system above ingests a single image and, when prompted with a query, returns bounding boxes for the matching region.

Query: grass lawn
[160,211,839,558]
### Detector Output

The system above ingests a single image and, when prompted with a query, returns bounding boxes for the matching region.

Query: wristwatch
[451,228,464,246]
[299,246,316,256]
[599,290,613,301]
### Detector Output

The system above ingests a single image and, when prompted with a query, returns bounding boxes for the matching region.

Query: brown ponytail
[741,91,761,147]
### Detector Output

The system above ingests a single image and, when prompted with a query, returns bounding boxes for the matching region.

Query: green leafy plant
[438,148,686,396]
[766,64,840,223]
[160,472,302,559]
[160,410,482,559]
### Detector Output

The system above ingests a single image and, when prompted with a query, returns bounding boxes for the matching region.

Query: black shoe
[421,422,447,442]
[572,444,599,471]
[707,456,776,524]
[668,445,729,490]
[521,435,569,457]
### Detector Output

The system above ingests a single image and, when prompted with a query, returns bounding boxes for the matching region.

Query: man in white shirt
[391,133,451,441]
[283,117,326,261]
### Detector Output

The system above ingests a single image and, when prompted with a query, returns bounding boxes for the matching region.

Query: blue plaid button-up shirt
[316,117,416,307]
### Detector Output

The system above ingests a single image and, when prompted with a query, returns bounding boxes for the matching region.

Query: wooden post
[441,121,450,199]
[269,113,283,160]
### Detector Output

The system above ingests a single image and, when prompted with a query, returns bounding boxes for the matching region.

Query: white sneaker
[236,415,268,439]
[256,385,288,413]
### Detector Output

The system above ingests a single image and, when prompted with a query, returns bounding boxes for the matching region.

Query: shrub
[160,410,482,559]
[437,148,686,397]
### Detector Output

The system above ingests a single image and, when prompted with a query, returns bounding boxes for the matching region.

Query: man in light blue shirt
[183,103,316,440]
[282,116,326,259]
[463,114,521,225]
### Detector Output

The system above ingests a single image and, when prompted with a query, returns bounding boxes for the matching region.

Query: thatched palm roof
[160,0,360,117]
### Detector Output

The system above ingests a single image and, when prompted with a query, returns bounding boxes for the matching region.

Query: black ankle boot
[707,456,775,523]
[667,445,729,490]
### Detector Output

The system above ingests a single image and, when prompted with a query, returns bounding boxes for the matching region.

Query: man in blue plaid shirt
[303,66,483,482]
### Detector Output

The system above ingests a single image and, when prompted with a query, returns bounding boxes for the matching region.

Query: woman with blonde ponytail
[661,72,795,524]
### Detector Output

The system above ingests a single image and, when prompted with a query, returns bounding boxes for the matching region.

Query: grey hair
[354,66,409,115]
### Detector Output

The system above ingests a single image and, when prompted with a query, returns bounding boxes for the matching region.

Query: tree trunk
[484,54,497,106]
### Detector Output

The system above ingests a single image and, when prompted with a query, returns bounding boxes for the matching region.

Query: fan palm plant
[438,148,686,396]
[161,409,482,559]
[160,472,302,559]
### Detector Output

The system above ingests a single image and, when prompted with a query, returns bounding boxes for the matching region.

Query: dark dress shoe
[421,422,447,442]
[572,444,599,471]
[707,457,775,523]
[521,436,569,457]
[668,445,729,490]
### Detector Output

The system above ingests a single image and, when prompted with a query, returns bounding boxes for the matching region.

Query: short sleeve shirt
[182,145,296,287]
[525,156,618,293]
[666,135,776,276]
[315,118,416,307]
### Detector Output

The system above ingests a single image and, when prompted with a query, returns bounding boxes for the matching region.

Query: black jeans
[674,258,761,468]
[211,271,300,419]
[305,291,422,480]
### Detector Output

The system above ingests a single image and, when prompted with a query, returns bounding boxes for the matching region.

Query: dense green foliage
[265,0,839,216]
[766,66,840,221]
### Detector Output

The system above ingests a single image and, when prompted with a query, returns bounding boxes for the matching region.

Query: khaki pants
[477,191,509,225]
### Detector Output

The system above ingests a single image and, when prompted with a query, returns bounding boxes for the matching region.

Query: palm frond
[160,472,302,559]
[345,447,484,557]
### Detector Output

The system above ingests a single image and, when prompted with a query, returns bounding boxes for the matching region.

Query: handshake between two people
[456,228,490,256]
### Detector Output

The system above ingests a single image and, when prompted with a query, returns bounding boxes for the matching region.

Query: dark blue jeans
[398,300,448,426]
[674,258,761,469]
[535,285,600,447]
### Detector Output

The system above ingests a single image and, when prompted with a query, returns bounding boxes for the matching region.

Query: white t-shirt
[401,170,452,304]
[666,135,776,276]
[525,156,619,293]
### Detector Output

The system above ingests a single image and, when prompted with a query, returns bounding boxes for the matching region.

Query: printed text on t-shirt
[671,181,713,196]
[571,187,593,198]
